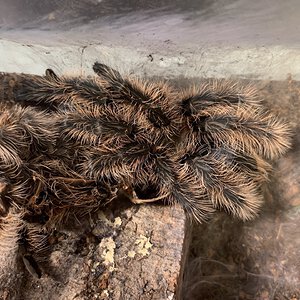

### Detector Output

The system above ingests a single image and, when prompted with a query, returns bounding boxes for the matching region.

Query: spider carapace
[0,63,291,279]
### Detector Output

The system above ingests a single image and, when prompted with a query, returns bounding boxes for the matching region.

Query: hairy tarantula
[0,63,291,288]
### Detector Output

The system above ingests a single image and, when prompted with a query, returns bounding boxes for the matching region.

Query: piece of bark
[16,203,189,300]
[104,204,189,300]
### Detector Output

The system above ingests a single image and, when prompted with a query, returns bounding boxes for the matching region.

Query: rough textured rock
[12,203,188,300]
[104,205,189,300]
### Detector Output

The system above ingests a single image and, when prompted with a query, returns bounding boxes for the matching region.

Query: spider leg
[93,62,177,134]
[204,110,291,160]
[0,72,109,110]
[184,149,263,221]
[19,221,52,279]
[58,104,144,146]
[93,62,123,81]
[180,81,291,160]
[181,107,291,161]
[207,146,272,184]
[180,80,260,117]
[0,104,57,158]
[45,68,60,81]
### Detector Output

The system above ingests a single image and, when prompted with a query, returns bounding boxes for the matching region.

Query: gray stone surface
[0,0,300,80]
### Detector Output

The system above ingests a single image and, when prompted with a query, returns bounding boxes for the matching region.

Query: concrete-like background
[0,0,300,80]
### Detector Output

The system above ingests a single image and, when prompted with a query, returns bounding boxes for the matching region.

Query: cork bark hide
[11,204,189,300]
[104,205,189,300]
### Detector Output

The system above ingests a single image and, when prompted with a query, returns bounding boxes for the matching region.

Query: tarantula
[0,63,291,289]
